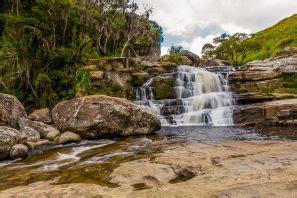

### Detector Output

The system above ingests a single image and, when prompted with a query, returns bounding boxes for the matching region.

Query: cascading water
[135,65,234,126]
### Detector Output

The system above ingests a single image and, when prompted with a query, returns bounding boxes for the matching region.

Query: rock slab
[52,95,161,138]
[0,93,27,128]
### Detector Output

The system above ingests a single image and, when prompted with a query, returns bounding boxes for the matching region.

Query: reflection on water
[0,126,296,191]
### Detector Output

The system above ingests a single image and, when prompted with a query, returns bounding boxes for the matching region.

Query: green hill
[246,14,297,62]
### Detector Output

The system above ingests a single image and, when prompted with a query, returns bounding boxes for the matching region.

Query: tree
[202,33,261,66]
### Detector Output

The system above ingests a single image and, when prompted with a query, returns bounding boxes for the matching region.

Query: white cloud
[161,46,169,56]
[136,0,297,55]
[189,35,218,56]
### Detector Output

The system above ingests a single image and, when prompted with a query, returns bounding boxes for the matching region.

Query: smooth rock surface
[0,93,27,128]
[52,95,161,138]
[25,139,53,150]
[59,132,82,144]
[19,126,41,143]
[1,141,296,197]
[18,118,60,140]
[0,126,20,159]
[10,144,28,159]
[29,108,52,124]
[181,50,200,66]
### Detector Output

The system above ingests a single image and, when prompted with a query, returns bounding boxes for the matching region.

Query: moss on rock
[152,77,176,100]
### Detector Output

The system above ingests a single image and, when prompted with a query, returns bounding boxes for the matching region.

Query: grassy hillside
[246,14,297,62]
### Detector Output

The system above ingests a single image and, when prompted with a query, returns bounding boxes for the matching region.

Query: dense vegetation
[202,14,297,65]
[0,0,163,111]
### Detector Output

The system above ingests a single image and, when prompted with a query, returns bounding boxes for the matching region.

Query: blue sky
[136,0,297,55]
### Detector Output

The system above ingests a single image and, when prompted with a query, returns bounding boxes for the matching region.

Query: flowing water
[135,65,234,126]
[0,65,296,193]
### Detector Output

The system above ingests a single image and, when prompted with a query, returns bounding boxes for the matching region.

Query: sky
[135,0,297,56]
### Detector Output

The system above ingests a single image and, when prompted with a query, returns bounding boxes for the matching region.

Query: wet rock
[18,118,60,140]
[181,50,200,66]
[0,126,20,159]
[19,126,41,143]
[200,59,229,66]
[233,104,265,126]
[26,139,53,150]
[0,93,27,128]
[29,108,52,124]
[59,132,82,144]
[51,95,161,138]
[10,144,28,159]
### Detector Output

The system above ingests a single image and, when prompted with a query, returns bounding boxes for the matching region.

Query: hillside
[246,14,297,62]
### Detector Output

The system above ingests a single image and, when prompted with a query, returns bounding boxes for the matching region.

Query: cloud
[136,0,297,55]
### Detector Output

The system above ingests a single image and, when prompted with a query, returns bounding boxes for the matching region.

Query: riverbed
[0,126,296,197]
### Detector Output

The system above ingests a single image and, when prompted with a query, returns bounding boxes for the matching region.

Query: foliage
[245,14,297,62]
[202,14,297,64]
[165,45,185,64]
[152,78,175,100]
[202,33,261,66]
[283,74,297,94]
[0,0,162,110]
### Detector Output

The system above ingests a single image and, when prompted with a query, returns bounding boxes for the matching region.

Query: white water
[135,65,234,126]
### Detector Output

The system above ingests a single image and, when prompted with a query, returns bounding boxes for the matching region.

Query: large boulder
[0,93,27,128]
[0,126,20,159]
[19,126,41,143]
[181,50,200,66]
[200,59,229,66]
[18,118,60,140]
[51,95,161,138]
[28,108,52,124]
[59,131,82,145]
[10,144,28,159]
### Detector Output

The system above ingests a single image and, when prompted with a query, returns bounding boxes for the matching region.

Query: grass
[245,14,297,62]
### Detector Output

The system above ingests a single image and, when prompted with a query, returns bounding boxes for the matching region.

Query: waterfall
[135,65,234,126]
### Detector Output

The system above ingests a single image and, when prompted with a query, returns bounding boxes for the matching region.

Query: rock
[131,72,150,87]
[229,70,281,82]
[52,95,161,138]
[83,65,97,71]
[231,78,282,92]
[0,126,20,159]
[265,99,297,120]
[0,93,27,128]
[89,71,104,80]
[246,55,297,75]
[19,126,41,143]
[234,92,297,105]
[26,139,53,150]
[233,99,297,126]
[180,56,192,65]
[141,61,159,68]
[159,55,192,66]
[18,118,60,140]
[181,50,200,66]
[200,59,229,66]
[59,132,82,144]
[28,108,52,124]
[10,144,28,159]
[233,104,265,126]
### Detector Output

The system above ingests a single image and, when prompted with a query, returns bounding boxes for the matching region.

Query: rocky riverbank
[0,139,296,197]
[0,94,161,160]
[230,55,297,126]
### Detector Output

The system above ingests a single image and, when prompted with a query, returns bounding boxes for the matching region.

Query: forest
[0,0,163,110]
